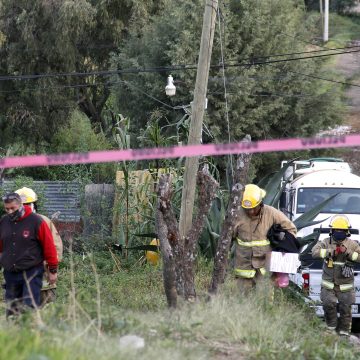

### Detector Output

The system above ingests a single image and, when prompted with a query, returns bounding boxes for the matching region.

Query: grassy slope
[328,13,360,45]
[0,253,358,360]
[3,10,360,360]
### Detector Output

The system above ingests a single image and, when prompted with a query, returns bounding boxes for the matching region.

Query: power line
[210,88,340,98]
[0,43,118,54]
[0,78,178,110]
[217,4,234,180]
[282,68,360,88]
[0,83,97,93]
[217,8,230,141]
[0,68,358,99]
[1,62,358,98]
[121,80,175,109]
[231,45,360,61]
[1,47,360,82]
[224,48,360,67]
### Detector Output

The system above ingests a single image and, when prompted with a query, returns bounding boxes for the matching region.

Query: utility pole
[179,0,219,239]
[320,0,324,33]
[323,0,329,43]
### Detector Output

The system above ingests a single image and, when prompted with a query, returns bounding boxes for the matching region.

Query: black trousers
[3,264,44,316]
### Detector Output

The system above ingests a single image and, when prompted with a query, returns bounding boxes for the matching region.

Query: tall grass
[0,253,358,359]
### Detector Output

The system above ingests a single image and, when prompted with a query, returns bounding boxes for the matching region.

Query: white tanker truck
[279,158,360,318]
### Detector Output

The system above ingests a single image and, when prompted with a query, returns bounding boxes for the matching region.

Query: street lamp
[165,75,176,96]
[165,75,208,110]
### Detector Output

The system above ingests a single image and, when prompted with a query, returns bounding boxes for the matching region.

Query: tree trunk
[156,208,177,308]
[183,166,219,301]
[209,135,252,295]
[156,174,184,297]
[156,168,219,306]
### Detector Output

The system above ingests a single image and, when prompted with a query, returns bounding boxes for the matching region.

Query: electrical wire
[0,69,356,103]
[217,5,233,180]
[0,43,119,53]
[0,63,358,98]
[279,68,360,88]
[1,47,360,82]
[228,45,360,61]
[121,80,175,109]
[223,48,360,67]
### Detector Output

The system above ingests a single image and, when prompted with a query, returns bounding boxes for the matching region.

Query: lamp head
[165,75,176,96]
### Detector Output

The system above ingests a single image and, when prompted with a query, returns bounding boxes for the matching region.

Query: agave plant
[198,195,226,258]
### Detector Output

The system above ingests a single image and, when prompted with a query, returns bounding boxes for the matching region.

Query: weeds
[0,253,358,359]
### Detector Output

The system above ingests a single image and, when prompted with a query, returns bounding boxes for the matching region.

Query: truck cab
[279,158,360,317]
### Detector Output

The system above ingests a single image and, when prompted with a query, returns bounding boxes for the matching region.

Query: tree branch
[209,135,252,294]
[156,174,184,297]
[155,207,177,308]
[183,165,219,300]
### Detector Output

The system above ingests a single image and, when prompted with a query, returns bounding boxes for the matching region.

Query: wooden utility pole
[179,0,219,239]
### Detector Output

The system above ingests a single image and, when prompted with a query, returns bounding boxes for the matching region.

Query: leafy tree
[111,0,345,178]
[48,110,115,183]
[304,0,358,13]
[0,0,165,152]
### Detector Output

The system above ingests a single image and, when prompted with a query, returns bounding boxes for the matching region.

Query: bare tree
[183,166,219,301]
[156,174,184,301]
[156,167,218,306]
[156,207,177,308]
[209,136,252,295]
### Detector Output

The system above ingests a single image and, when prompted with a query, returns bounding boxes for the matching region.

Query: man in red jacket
[0,193,58,316]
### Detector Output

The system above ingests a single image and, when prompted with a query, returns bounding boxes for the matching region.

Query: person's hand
[336,244,347,255]
[48,272,57,285]
[342,264,354,278]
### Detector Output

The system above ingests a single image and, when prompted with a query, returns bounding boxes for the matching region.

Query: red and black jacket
[0,205,58,272]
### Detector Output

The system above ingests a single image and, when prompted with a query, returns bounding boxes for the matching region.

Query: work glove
[341,263,354,278]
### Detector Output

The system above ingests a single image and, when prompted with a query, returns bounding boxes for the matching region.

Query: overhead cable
[1,48,360,82]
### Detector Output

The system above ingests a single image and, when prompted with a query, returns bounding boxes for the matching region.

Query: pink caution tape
[0,134,358,169]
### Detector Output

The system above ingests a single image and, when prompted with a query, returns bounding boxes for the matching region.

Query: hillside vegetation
[2,2,360,359]
[0,252,357,360]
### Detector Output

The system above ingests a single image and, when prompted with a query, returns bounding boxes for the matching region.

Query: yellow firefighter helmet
[329,215,351,230]
[15,187,38,204]
[241,184,266,209]
[145,238,160,266]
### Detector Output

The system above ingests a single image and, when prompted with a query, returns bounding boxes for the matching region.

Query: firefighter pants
[320,286,355,333]
[236,269,274,302]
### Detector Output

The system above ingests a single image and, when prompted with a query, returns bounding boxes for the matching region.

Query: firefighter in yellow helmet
[15,187,63,306]
[233,184,297,293]
[145,239,160,266]
[312,215,360,336]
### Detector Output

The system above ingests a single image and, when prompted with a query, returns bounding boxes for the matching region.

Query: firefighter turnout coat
[234,204,297,279]
[312,237,360,291]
